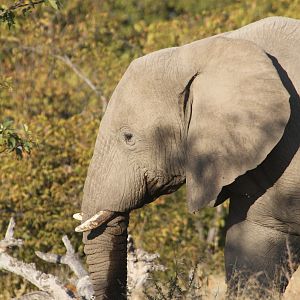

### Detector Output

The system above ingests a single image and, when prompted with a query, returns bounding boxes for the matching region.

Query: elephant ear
[185,37,290,212]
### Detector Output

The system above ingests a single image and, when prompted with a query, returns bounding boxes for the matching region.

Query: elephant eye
[123,132,135,146]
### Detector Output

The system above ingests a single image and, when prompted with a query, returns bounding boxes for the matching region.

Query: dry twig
[127,234,166,297]
[36,235,94,299]
[1,217,165,299]
[19,45,108,115]
[0,217,23,252]
[0,218,74,300]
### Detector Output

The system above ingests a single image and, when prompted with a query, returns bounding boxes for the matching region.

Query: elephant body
[222,17,300,292]
[77,17,300,299]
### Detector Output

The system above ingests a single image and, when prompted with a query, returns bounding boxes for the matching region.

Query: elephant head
[75,36,290,299]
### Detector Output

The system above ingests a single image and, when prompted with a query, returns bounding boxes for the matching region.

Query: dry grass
[135,265,300,300]
[283,267,300,300]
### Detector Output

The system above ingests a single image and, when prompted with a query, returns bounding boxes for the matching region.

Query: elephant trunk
[83,213,129,300]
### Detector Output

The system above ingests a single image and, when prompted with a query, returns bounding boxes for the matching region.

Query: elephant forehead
[104,81,178,130]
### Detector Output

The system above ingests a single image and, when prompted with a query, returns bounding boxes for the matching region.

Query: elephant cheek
[83,214,129,299]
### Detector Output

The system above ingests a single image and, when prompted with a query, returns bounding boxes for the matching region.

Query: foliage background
[1,0,300,298]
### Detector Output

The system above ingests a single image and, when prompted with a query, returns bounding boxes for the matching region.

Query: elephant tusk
[73,213,82,221]
[75,210,116,232]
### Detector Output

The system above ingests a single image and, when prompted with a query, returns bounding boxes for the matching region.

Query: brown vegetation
[1,0,300,298]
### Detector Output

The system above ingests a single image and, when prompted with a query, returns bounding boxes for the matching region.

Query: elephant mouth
[74,171,147,232]
[74,171,185,233]
[74,172,148,233]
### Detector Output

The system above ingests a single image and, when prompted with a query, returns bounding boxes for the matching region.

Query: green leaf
[3,119,13,130]
[24,141,31,153]
[1,10,15,29]
[48,0,59,10]
[8,136,16,149]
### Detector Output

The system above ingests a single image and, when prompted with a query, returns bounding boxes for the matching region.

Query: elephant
[74,16,300,299]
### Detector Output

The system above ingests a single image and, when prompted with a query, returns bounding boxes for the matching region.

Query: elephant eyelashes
[123,132,135,146]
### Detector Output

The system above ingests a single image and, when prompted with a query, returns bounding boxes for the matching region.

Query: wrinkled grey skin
[80,17,300,299]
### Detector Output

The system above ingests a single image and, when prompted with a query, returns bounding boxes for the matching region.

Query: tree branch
[7,1,46,11]
[19,45,108,115]
[0,253,73,299]
[0,217,23,252]
[13,291,54,300]
[1,217,165,299]
[0,218,74,300]
[0,0,46,23]
[127,234,166,296]
[36,235,94,299]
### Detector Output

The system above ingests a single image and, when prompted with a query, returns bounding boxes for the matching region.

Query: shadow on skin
[86,213,129,240]
[82,52,300,298]
[221,55,300,225]
[131,55,300,295]
[222,57,300,294]
[135,51,300,230]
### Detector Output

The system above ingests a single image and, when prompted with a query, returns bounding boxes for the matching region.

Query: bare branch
[1,217,165,299]
[0,217,23,253]
[0,236,23,251]
[5,217,16,239]
[0,219,74,300]
[0,253,73,299]
[77,275,95,300]
[13,291,54,300]
[35,251,63,264]
[54,54,100,95]
[36,235,94,299]
[127,234,166,295]
[52,54,108,115]
[19,45,108,115]
[36,235,88,278]
[62,235,75,255]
